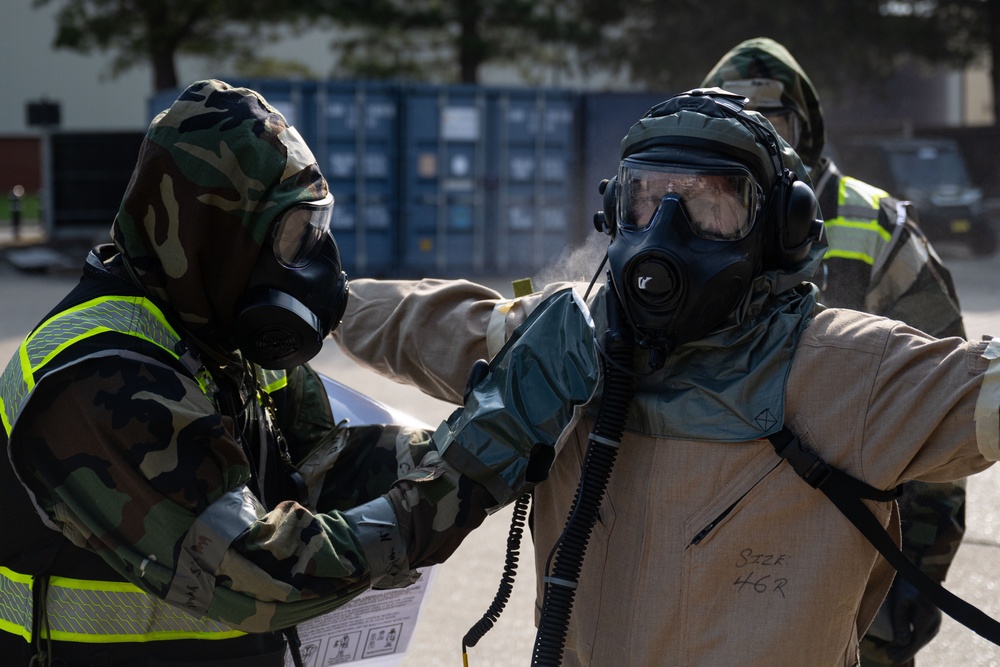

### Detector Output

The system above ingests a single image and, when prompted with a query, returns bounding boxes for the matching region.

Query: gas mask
[234,193,349,369]
[599,89,822,366]
[606,150,766,357]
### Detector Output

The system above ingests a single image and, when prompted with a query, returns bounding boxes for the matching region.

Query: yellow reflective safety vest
[822,175,894,267]
[0,292,286,648]
[813,162,965,338]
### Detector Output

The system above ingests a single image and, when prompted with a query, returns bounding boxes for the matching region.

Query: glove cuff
[342,497,420,589]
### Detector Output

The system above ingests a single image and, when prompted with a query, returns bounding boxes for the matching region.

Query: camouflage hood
[111,79,329,351]
[701,37,825,168]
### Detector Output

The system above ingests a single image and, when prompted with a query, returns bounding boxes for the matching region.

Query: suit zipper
[690,501,738,545]
[689,459,783,546]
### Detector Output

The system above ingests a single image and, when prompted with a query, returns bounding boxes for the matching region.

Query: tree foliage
[35,0,1000,123]
[34,0,306,91]
[309,0,624,84]
[894,0,1000,120]
[592,1,1000,121]
[302,0,1000,124]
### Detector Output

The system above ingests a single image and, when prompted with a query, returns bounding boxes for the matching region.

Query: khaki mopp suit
[702,37,967,667]
[332,96,1000,664]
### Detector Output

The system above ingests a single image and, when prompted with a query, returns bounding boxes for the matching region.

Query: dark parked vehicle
[837,137,997,256]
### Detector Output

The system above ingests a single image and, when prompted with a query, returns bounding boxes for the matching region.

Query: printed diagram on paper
[284,567,436,666]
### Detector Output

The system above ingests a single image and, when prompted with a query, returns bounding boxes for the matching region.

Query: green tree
[313,0,624,84]
[595,1,999,124]
[37,0,1000,125]
[316,0,1000,125]
[34,0,309,91]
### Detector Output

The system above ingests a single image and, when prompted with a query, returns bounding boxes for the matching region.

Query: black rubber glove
[885,578,942,664]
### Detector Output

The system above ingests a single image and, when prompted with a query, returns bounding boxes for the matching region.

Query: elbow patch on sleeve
[165,486,263,616]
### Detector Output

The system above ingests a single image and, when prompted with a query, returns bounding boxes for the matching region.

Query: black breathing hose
[530,287,636,667]
[461,491,531,660]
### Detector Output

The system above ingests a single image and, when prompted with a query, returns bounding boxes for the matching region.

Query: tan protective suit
[334,277,1000,667]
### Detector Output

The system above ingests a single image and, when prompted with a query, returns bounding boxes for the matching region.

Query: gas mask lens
[618,163,761,240]
[272,193,335,267]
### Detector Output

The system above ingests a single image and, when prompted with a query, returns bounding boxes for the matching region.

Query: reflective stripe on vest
[0,296,182,437]
[823,176,892,265]
[0,296,257,642]
[257,367,288,395]
[0,567,243,643]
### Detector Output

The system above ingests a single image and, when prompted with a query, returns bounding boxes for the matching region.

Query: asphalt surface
[1,232,999,666]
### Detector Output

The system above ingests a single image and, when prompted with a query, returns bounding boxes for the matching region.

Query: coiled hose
[461,491,531,663]
[530,288,636,666]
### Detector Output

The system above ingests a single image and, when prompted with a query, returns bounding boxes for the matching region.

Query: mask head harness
[233,192,349,369]
[594,88,822,365]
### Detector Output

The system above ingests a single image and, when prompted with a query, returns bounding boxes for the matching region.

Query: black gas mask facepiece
[233,193,349,369]
[605,153,766,367]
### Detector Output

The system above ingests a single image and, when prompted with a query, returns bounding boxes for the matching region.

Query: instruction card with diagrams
[284,567,437,667]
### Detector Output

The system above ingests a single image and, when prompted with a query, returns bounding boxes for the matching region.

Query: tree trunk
[152,47,179,92]
[457,1,482,84]
[145,4,179,92]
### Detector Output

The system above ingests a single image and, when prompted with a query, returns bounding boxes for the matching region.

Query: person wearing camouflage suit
[0,80,495,666]
[702,37,968,667]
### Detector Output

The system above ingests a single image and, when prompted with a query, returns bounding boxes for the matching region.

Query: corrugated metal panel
[139,82,694,278]
[399,84,490,275]
[317,82,400,277]
[491,89,579,274]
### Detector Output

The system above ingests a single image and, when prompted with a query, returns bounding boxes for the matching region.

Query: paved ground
[1,232,999,665]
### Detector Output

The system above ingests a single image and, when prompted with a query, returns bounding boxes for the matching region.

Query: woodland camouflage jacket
[0,80,485,659]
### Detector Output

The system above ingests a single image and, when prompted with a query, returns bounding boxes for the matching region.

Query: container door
[491,90,579,275]
[319,82,400,277]
[401,85,489,275]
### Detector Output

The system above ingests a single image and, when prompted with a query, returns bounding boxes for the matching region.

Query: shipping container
[579,91,674,229]
[490,88,580,273]
[398,84,580,276]
[140,81,695,278]
[399,84,490,275]
[316,82,401,277]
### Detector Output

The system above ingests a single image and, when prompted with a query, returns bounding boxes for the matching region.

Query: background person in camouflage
[702,37,968,667]
[0,79,494,667]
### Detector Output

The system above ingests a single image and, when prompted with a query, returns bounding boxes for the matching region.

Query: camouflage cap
[112,79,329,349]
[701,37,826,168]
